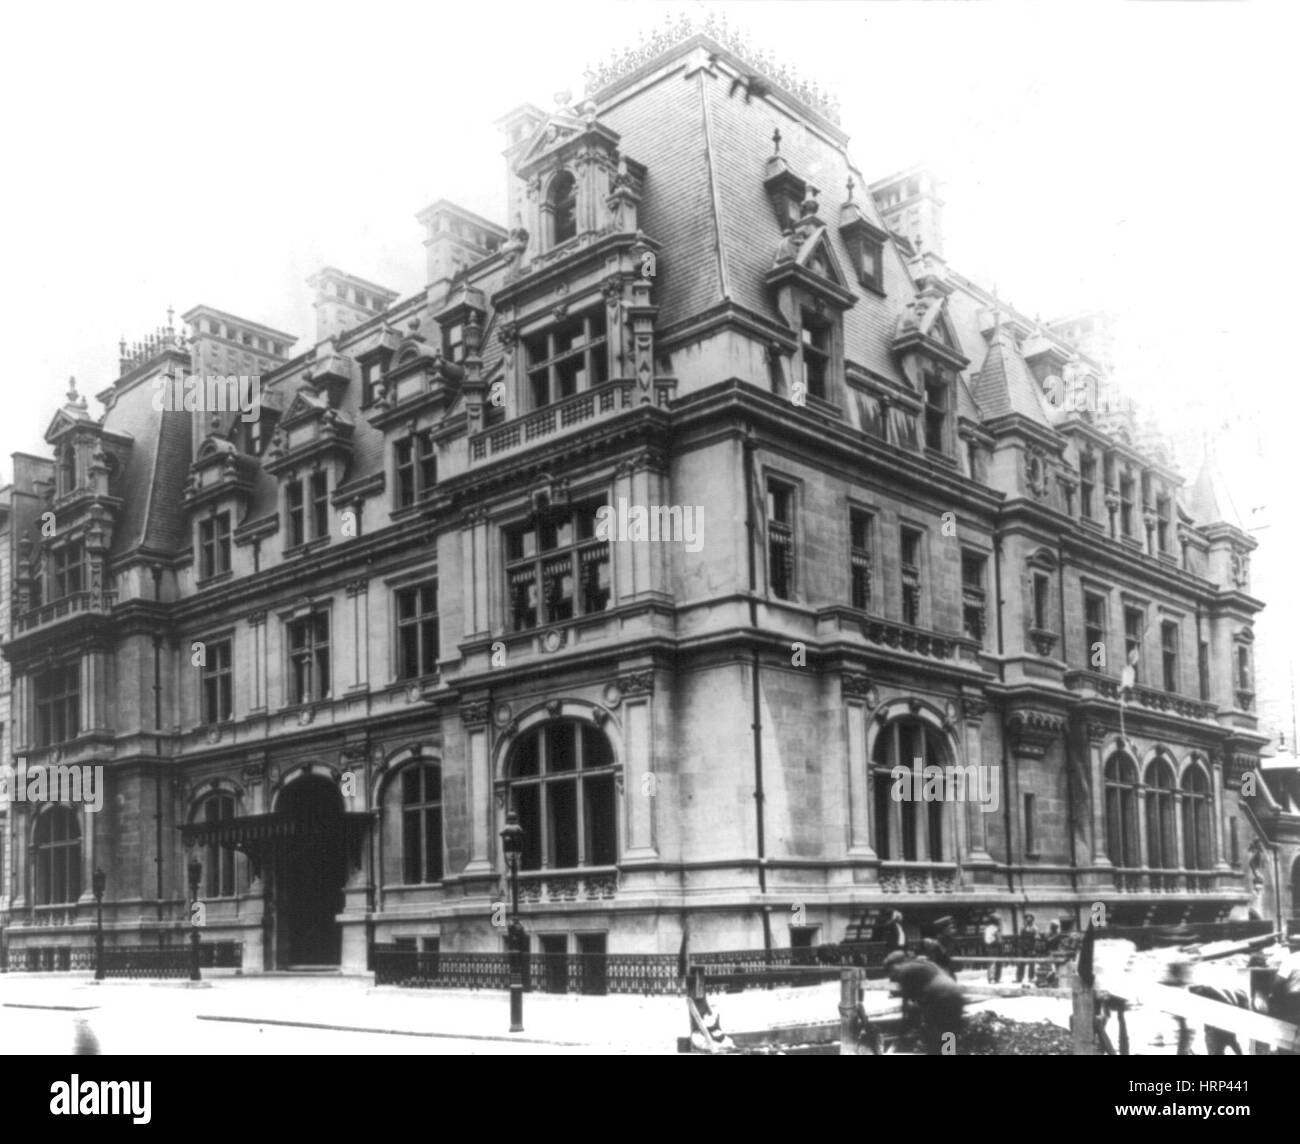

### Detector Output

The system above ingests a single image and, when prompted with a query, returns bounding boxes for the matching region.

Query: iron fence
[372,945,683,995]
[3,941,243,977]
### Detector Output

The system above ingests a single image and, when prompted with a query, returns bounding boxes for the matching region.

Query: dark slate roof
[970,325,1050,426]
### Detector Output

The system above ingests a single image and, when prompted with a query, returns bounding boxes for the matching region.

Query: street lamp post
[92,868,106,981]
[187,854,202,983]
[500,810,525,1032]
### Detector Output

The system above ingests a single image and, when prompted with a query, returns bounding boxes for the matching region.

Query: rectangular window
[962,550,987,646]
[201,639,233,724]
[361,360,384,405]
[287,479,305,547]
[1161,621,1180,693]
[1229,819,1239,867]
[1237,645,1251,690]
[1156,495,1171,554]
[444,322,465,364]
[505,501,609,632]
[52,541,85,600]
[34,662,80,746]
[310,471,329,539]
[1198,640,1210,700]
[1024,793,1038,856]
[287,611,330,704]
[525,310,608,409]
[857,237,883,291]
[1119,472,1134,537]
[923,367,949,453]
[767,481,795,600]
[396,430,437,508]
[849,508,872,611]
[1084,593,1106,666]
[1032,573,1051,631]
[1079,454,1095,519]
[799,313,830,401]
[1124,607,1144,680]
[199,512,232,579]
[900,526,922,627]
[396,581,439,680]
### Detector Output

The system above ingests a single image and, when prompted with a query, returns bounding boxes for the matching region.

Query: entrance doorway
[275,776,346,967]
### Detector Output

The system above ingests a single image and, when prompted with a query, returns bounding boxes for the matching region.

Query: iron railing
[3,941,243,976]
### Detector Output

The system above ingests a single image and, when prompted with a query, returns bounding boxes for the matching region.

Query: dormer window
[286,471,329,548]
[395,430,437,509]
[58,445,77,496]
[444,322,465,364]
[362,359,386,406]
[799,311,831,401]
[52,540,84,600]
[548,171,577,246]
[922,365,952,454]
[198,512,232,579]
[525,309,608,409]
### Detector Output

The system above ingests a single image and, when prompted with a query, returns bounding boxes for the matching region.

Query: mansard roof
[970,323,1051,426]
[1188,453,1244,530]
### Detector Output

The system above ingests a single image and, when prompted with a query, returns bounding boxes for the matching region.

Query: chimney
[307,268,399,345]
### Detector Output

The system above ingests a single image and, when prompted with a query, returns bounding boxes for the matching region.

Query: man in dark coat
[885,951,966,1055]
[918,915,956,974]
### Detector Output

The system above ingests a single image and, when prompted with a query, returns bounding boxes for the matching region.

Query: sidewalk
[0,972,686,1054]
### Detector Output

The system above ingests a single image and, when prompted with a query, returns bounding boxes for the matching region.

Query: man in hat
[885,951,966,1055]
[982,912,1003,983]
[919,915,956,974]
[1017,913,1040,983]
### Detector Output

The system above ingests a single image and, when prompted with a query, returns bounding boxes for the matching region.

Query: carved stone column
[616,672,656,861]
[1087,724,1111,866]
[1211,752,1230,871]
[461,700,493,875]
[962,697,993,864]
[345,579,368,690]
[247,610,267,712]
[842,674,875,858]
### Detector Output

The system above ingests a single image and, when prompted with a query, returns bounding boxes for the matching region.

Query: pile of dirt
[951,1010,1071,1056]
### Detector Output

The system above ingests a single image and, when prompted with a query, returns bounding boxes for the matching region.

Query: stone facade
[0,29,1284,972]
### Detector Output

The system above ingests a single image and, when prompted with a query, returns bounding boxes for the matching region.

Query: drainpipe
[1058,542,1078,895]
[742,428,772,955]
[151,565,164,942]
[993,528,1015,894]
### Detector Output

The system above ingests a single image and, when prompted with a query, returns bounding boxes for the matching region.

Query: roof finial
[167,305,175,332]
[846,175,855,202]
[772,127,781,155]
[67,376,79,403]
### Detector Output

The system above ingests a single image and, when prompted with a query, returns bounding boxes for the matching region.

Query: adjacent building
[2,21,1286,973]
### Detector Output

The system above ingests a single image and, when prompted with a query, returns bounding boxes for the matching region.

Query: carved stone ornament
[1007,709,1067,758]
[494,703,513,728]
[602,682,623,708]
[618,671,654,697]
[460,701,490,728]
[841,673,872,698]
[962,696,989,722]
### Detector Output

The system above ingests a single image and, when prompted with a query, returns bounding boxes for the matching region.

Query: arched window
[1104,754,1139,867]
[198,794,236,898]
[1180,763,1213,871]
[870,718,949,862]
[1145,757,1178,870]
[33,806,80,905]
[548,172,577,246]
[506,722,617,871]
[401,763,443,884]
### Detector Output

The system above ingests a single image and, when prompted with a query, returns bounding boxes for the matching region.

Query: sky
[1,0,1296,741]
